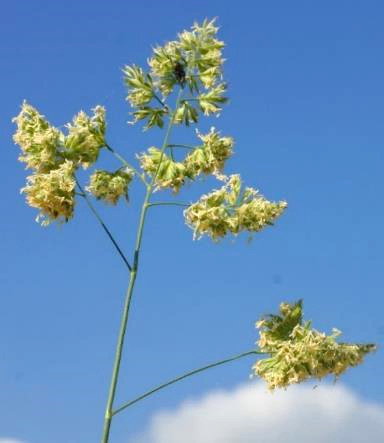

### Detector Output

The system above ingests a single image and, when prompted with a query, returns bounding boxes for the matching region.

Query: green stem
[75,179,132,272]
[101,88,184,443]
[104,143,147,186]
[113,350,264,415]
[167,144,195,150]
[101,267,138,443]
[147,201,190,208]
[153,92,167,108]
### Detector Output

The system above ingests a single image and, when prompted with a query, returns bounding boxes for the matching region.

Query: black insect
[173,62,186,86]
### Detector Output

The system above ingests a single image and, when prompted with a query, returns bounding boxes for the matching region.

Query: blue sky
[1,1,383,442]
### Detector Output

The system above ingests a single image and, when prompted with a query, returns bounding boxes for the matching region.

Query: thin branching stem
[113,350,265,415]
[101,87,184,443]
[167,144,195,150]
[75,179,132,272]
[104,142,147,186]
[147,201,190,208]
[153,92,167,108]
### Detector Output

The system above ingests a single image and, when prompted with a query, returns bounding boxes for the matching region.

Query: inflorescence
[13,101,133,224]
[12,18,375,394]
[86,168,134,205]
[124,18,227,129]
[253,301,376,390]
[13,19,286,240]
[184,175,287,240]
[138,127,234,192]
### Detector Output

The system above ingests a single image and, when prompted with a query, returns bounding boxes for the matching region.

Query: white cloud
[0,439,26,443]
[131,382,384,443]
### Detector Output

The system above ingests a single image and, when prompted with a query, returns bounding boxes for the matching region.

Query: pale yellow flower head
[178,18,225,89]
[13,103,110,225]
[253,301,376,390]
[184,174,287,240]
[197,83,228,116]
[148,40,183,97]
[86,168,134,205]
[138,128,233,193]
[129,106,168,130]
[184,127,234,176]
[125,18,227,129]
[12,101,63,172]
[13,102,107,172]
[21,160,76,226]
[64,106,106,168]
[123,65,154,107]
[138,148,186,193]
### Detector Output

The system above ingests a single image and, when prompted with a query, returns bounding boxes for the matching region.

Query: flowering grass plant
[12,18,375,443]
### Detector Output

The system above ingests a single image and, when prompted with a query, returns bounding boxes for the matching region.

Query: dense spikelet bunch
[138,147,186,192]
[138,128,233,193]
[12,101,63,172]
[13,102,109,225]
[21,160,76,226]
[184,128,233,175]
[124,65,154,107]
[124,18,227,129]
[184,175,287,240]
[64,106,106,168]
[149,18,225,94]
[197,83,227,116]
[86,168,134,204]
[252,301,376,390]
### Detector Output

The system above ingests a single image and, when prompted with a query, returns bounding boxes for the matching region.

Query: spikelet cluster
[86,168,134,205]
[252,301,376,389]
[13,101,107,225]
[138,128,233,192]
[64,106,106,168]
[21,160,76,226]
[124,65,154,107]
[184,175,287,240]
[149,18,225,96]
[12,101,63,172]
[139,147,186,193]
[184,128,233,175]
[124,19,227,128]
